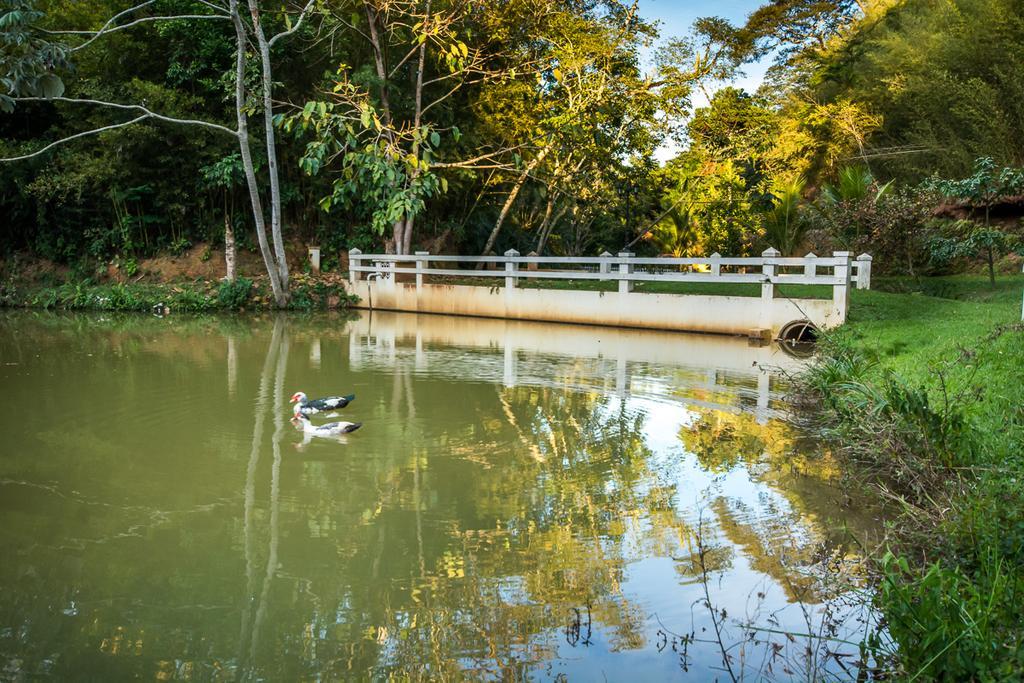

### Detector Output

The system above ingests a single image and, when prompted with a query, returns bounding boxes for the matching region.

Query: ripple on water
[0,310,887,681]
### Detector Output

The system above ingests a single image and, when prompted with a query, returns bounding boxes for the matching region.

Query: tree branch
[56,15,231,52]
[13,97,237,136]
[431,148,516,169]
[195,0,230,12]
[268,0,317,47]
[0,115,150,162]
[36,1,230,52]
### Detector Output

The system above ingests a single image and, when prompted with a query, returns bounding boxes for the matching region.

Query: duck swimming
[292,413,362,437]
[290,391,355,416]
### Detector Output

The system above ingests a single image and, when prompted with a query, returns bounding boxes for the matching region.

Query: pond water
[0,310,886,680]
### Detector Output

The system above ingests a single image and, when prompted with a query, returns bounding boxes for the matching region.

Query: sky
[636,0,772,161]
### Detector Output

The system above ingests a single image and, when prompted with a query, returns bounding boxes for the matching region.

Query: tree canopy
[1,0,1022,279]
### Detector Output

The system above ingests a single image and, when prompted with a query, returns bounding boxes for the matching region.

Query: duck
[290,391,355,417]
[292,413,362,436]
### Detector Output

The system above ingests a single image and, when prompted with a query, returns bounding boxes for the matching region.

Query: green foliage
[0,0,70,112]
[169,236,191,256]
[925,158,1024,283]
[801,280,1024,679]
[648,204,697,258]
[879,551,1021,680]
[928,157,1024,210]
[820,166,892,206]
[929,221,1020,285]
[1,275,358,312]
[216,276,252,310]
[763,176,808,255]
[811,185,938,274]
[813,0,1024,181]
[653,157,756,256]
[287,276,357,311]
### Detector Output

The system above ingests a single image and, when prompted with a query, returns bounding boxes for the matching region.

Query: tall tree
[0,0,317,306]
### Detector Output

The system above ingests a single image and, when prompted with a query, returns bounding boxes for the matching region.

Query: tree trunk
[229,0,286,306]
[536,200,570,255]
[533,193,555,253]
[402,216,414,255]
[398,0,430,259]
[224,211,236,281]
[248,0,289,297]
[391,220,405,255]
[363,2,392,126]
[480,146,549,261]
[987,245,995,287]
[537,205,570,255]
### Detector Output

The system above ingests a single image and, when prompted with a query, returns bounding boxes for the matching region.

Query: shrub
[811,186,938,275]
[217,276,253,309]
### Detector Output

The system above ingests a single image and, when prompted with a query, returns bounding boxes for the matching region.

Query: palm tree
[763,177,809,256]
[819,166,893,205]
[648,204,698,259]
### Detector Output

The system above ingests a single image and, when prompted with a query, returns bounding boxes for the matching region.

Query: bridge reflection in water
[348,311,802,424]
[0,310,887,682]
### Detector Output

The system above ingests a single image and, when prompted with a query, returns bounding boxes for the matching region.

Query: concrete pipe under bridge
[777,319,820,358]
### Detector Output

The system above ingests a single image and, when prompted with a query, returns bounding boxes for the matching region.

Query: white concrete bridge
[347,249,872,339]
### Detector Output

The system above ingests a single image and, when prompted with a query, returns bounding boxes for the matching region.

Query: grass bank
[803,275,1024,679]
[0,272,357,313]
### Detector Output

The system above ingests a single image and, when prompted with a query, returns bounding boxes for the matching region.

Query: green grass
[840,276,1022,384]
[435,275,835,299]
[803,273,1024,679]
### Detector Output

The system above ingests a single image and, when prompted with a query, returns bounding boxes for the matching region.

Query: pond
[0,310,887,680]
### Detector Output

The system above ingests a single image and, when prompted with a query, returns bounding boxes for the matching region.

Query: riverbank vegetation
[4,1,1023,298]
[801,276,1024,678]
[0,256,355,311]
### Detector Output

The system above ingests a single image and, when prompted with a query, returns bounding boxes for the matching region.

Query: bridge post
[504,249,520,290]
[757,248,780,334]
[599,251,613,281]
[618,251,634,294]
[415,251,429,292]
[349,248,362,282]
[804,252,817,278]
[526,251,539,272]
[833,251,852,322]
[710,252,721,277]
[856,253,872,290]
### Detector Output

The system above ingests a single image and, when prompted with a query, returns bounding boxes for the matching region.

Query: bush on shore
[800,280,1024,679]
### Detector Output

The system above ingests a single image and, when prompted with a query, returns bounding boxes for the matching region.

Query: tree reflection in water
[0,311,888,681]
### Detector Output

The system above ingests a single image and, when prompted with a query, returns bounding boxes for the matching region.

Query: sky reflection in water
[0,310,886,680]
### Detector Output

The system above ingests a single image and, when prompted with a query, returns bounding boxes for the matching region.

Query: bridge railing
[349,249,871,318]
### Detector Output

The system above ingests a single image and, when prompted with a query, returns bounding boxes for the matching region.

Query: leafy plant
[928,221,1019,286]
[217,276,252,310]
[763,176,808,255]
[879,551,1018,681]
[928,157,1024,219]
[283,86,444,243]
[819,166,892,205]
[0,0,70,112]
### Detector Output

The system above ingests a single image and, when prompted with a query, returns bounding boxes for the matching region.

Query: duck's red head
[290,391,306,403]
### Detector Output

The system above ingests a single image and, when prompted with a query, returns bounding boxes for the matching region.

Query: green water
[0,310,885,680]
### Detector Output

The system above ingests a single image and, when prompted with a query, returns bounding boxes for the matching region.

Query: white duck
[292,413,362,437]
